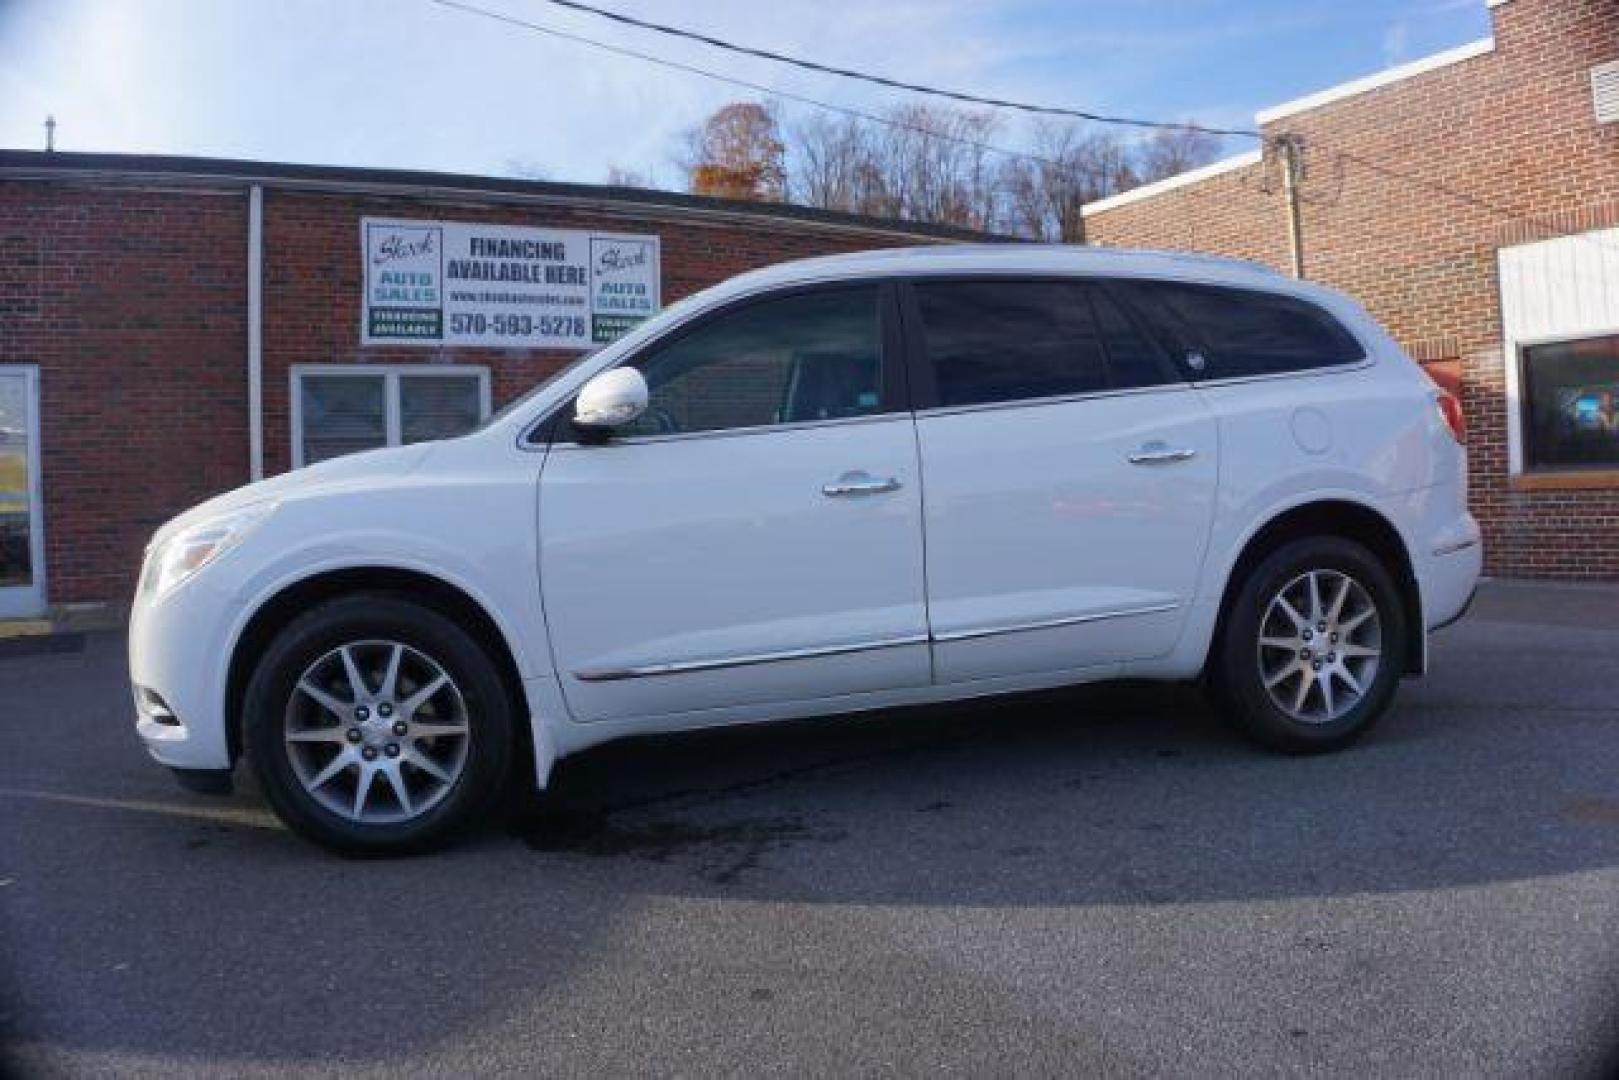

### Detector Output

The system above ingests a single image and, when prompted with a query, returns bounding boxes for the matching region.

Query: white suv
[130,245,1481,853]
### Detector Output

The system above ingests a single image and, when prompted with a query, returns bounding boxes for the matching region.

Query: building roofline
[0,150,999,244]
[1254,36,1495,125]
[1080,149,1263,218]
[1082,30,1500,219]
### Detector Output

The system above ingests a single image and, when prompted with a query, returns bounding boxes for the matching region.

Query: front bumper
[128,573,240,771]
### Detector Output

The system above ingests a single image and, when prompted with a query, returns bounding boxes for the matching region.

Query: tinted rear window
[915,281,1108,407]
[914,280,1179,407]
[1089,286,1177,390]
[1120,281,1365,380]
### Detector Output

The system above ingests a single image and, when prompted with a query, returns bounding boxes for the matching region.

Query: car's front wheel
[243,592,514,854]
[1211,536,1407,753]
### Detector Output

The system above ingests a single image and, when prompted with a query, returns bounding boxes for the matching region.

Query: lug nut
[355,705,371,722]
[384,743,400,758]
[378,703,393,718]
[361,746,378,761]
[1317,622,1327,632]
[1302,629,1313,641]
[346,727,362,744]
[1311,660,1322,671]
[1327,652,1337,663]
[1330,632,1339,643]
[1300,648,1312,660]
[392,721,408,737]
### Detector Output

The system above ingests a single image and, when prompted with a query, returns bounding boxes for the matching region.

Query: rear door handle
[1128,440,1197,465]
[822,470,902,497]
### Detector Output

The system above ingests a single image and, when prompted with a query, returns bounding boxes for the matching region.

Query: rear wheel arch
[1210,500,1423,677]
[225,567,529,767]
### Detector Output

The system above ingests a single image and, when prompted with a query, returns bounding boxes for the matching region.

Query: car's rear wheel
[243,592,513,854]
[1211,537,1407,753]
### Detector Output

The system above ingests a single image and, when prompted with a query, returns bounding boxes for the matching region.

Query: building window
[1519,335,1619,472]
[292,366,490,467]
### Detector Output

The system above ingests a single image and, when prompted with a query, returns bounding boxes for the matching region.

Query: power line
[544,0,1615,254]
[424,0,1129,187]
[534,0,1262,140]
[436,0,1599,259]
[424,0,1275,235]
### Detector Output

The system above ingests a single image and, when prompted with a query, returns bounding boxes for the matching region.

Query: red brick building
[0,154,974,617]
[1084,0,1619,580]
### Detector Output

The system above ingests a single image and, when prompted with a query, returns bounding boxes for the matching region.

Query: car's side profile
[129,245,1482,853]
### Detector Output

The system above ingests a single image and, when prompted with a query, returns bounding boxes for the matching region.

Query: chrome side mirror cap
[573,367,648,434]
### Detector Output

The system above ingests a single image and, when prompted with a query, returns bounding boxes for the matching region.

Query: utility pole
[44,115,56,152]
[1277,134,1306,279]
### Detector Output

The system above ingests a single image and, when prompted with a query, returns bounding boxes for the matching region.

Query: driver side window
[618,285,885,438]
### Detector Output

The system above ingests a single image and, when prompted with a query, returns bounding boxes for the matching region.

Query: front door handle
[1128,440,1197,465]
[822,470,902,497]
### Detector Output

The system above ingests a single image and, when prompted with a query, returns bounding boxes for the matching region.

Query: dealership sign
[361,218,660,348]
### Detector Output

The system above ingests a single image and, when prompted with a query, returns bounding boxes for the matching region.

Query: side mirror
[573,367,648,436]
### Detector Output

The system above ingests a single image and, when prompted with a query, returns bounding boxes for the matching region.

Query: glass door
[0,366,44,618]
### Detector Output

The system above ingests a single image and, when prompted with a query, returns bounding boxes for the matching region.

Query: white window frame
[1498,227,1619,477]
[290,364,492,468]
[0,364,46,619]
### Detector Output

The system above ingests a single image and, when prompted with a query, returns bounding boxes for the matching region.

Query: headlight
[141,503,276,600]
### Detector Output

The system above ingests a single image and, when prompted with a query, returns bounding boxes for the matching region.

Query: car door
[538,282,931,724]
[905,277,1219,684]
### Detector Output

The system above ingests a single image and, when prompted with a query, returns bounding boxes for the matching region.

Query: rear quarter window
[1119,280,1366,380]
[913,281,1110,407]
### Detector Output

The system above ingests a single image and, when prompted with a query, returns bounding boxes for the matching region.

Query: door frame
[0,364,45,619]
[894,272,1217,679]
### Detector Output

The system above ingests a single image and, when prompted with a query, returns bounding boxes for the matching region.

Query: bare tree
[789,113,886,216]
[780,105,1226,239]
[1134,125,1222,184]
[604,164,653,189]
[873,104,1002,229]
[790,105,1003,230]
[999,122,1138,241]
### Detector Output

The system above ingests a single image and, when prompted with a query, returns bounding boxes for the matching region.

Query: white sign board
[361,217,660,348]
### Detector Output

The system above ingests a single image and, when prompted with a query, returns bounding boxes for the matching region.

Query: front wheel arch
[225,567,529,771]
[1208,500,1423,679]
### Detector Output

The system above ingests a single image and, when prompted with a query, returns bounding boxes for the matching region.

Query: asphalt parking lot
[2,580,1617,1077]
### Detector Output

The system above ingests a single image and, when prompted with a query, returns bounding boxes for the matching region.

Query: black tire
[1210,536,1407,754]
[243,592,514,855]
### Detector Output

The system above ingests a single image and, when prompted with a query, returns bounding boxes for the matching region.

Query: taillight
[1435,390,1466,444]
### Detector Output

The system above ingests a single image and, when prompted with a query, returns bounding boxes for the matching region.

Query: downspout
[1278,135,1307,280]
[248,184,264,481]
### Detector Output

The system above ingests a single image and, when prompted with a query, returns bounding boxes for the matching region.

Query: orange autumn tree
[685,102,787,202]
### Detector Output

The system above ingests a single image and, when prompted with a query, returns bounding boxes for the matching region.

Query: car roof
[715,243,1287,296]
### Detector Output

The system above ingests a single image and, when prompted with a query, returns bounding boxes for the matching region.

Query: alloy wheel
[1256,569,1382,724]
[282,639,471,824]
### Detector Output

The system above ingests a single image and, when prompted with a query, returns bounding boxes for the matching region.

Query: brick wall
[1086,0,1619,579]
[0,184,249,605]
[0,177,937,607]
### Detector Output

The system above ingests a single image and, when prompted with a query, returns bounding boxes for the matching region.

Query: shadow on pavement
[2,599,1616,1069]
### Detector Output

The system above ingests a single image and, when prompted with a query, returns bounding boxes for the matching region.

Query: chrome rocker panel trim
[573,603,1180,681]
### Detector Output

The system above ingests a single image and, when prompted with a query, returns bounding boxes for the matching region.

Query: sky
[0,0,1493,187]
